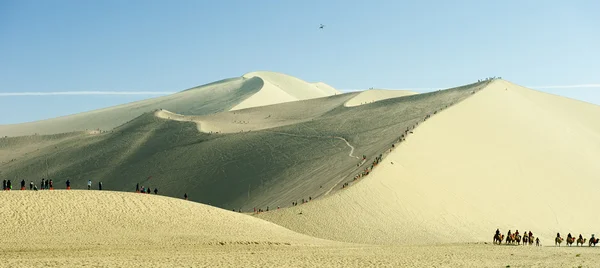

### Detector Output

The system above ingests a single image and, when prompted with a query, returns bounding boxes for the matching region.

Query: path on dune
[263,131,360,159]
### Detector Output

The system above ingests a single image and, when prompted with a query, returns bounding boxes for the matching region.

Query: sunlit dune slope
[230,71,340,111]
[0,190,330,247]
[344,89,418,107]
[258,80,600,245]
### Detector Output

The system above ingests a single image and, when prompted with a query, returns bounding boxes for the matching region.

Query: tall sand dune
[0,80,488,212]
[344,89,418,107]
[258,79,600,245]
[230,71,340,111]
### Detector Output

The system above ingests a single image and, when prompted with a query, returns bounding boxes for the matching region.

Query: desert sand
[1,191,599,268]
[344,89,418,107]
[2,74,600,267]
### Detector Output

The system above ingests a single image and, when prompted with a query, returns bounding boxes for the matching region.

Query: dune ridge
[230,71,340,111]
[344,89,418,107]
[258,79,600,245]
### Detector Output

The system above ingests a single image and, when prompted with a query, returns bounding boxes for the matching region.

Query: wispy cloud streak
[528,84,600,89]
[0,91,176,96]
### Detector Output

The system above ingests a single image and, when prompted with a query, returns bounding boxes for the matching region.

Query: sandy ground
[344,89,418,107]
[2,191,599,268]
[258,79,600,245]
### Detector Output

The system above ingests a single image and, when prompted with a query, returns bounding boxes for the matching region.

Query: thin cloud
[340,88,435,92]
[528,84,600,89]
[0,91,177,96]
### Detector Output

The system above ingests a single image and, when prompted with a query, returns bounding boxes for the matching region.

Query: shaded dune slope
[0,77,262,137]
[344,89,418,107]
[258,80,600,245]
[0,80,490,212]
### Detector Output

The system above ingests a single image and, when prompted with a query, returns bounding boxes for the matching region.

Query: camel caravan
[494,229,599,247]
[494,229,539,246]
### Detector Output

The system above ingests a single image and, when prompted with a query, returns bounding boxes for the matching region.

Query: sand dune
[258,79,600,245]
[0,190,327,246]
[344,89,418,107]
[230,71,340,111]
[2,191,599,268]
[0,71,339,137]
[0,80,486,213]
[2,76,600,267]
[0,77,261,137]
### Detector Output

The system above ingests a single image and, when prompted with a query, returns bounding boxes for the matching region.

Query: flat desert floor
[3,241,600,267]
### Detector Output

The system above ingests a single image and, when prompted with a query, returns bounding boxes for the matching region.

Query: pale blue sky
[1,0,598,124]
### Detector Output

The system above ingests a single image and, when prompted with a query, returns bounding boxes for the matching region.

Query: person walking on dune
[41,178,45,190]
[154,188,158,195]
[29,181,33,190]
[7,180,11,190]
[87,180,92,190]
[66,179,71,190]
[98,181,102,191]
[44,179,49,190]
[184,193,188,200]
[136,183,140,193]
[49,180,53,190]
[2,179,6,191]
[20,179,25,190]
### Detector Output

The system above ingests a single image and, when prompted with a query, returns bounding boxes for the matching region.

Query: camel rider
[557,232,561,238]
[529,231,533,238]
[507,230,512,237]
[496,229,500,236]
[567,233,572,240]
[515,230,519,237]
[579,234,583,240]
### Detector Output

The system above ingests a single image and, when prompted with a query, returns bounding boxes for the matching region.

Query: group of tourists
[3,178,55,191]
[135,183,158,195]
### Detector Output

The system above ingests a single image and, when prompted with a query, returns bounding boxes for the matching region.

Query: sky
[1,0,599,124]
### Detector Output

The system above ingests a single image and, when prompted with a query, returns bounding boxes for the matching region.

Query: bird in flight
[319,24,325,29]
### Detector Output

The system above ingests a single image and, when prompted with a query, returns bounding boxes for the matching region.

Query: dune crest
[259,79,600,245]
[344,89,418,107]
[230,71,340,111]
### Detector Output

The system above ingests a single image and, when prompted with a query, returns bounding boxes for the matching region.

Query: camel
[523,235,529,245]
[555,237,564,246]
[528,235,535,246]
[493,233,504,244]
[589,237,599,247]
[577,237,586,246]
[506,234,515,245]
[515,234,522,245]
[566,237,576,247]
